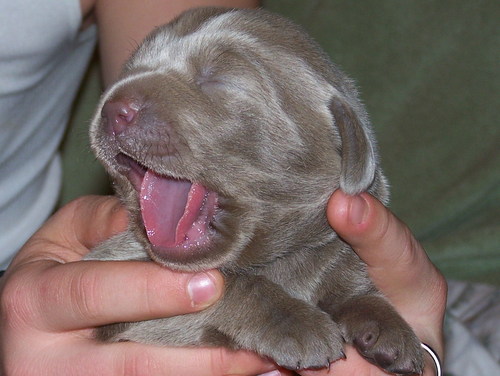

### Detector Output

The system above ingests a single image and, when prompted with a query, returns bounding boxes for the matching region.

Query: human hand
[296,190,447,376]
[0,195,275,376]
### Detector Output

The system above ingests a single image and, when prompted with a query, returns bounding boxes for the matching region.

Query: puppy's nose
[102,100,139,135]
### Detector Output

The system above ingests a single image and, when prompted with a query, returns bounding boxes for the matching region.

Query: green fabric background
[61,0,499,285]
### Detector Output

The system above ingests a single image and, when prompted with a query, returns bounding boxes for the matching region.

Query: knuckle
[120,348,160,376]
[209,347,231,375]
[68,266,103,323]
[401,226,420,262]
[386,216,421,269]
[90,195,122,218]
[142,266,190,317]
[0,271,36,327]
[143,270,164,318]
[59,195,97,217]
[5,263,105,330]
[62,195,121,224]
[372,205,393,244]
[0,274,45,376]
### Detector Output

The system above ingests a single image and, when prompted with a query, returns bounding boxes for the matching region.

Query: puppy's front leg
[210,274,344,370]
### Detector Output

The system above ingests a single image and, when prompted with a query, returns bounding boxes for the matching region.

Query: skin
[266,192,447,376]
[0,196,275,375]
[300,191,447,376]
[2,1,267,374]
[0,192,446,375]
[0,1,446,374]
[81,0,262,86]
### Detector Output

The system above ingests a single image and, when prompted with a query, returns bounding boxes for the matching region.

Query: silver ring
[421,343,442,376]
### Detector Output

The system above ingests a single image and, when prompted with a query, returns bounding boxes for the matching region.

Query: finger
[36,342,275,376]
[14,196,129,265]
[258,370,296,376]
[299,345,439,376]
[299,346,383,376]
[327,190,447,356]
[326,190,445,306]
[54,195,129,251]
[6,260,223,332]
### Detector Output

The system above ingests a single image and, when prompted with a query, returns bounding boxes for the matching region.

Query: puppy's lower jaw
[116,153,219,263]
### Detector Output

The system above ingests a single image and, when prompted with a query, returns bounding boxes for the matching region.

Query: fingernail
[257,371,281,376]
[349,194,368,225]
[187,272,218,308]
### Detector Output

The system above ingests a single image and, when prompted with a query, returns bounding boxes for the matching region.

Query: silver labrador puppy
[87,7,423,375]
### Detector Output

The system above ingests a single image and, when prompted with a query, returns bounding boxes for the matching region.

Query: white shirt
[0,0,97,268]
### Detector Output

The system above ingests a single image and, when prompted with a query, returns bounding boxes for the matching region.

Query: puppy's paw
[345,318,423,375]
[256,308,345,370]
[336,296,424,375]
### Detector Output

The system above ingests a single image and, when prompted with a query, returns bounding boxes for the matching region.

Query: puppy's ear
[330,97,377,195]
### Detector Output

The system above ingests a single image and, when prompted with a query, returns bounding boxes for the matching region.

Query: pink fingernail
[257,371,281,376]
[187,273,218,308]
[349,195,368,225]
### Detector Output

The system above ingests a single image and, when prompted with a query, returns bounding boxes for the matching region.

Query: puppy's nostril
[102,100,139,135]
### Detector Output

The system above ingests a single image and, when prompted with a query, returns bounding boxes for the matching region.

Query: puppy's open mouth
[116,153,218,258]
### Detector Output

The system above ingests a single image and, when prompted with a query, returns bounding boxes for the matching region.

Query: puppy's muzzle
[97,94,220,265]
[101,99,140,136]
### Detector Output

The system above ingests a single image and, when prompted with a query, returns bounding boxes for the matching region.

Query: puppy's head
[90,8,388,272]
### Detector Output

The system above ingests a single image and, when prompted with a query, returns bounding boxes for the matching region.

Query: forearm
[95,0,261,86]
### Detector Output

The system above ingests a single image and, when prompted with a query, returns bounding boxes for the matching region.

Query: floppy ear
[330,97,377,195]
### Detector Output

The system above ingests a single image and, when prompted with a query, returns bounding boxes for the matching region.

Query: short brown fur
[86,8,423,374]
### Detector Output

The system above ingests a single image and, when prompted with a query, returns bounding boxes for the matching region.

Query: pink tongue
[140,170,207,249]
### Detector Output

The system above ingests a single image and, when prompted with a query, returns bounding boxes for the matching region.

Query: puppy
[87,7,423,374]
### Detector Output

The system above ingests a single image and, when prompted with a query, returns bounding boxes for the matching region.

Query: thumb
[327,190,447,373]
[326,190,444,309]
[14,195,129,265]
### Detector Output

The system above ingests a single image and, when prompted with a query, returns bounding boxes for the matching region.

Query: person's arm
[0,196,275,375]
[93,0,260,86]
[299,190,447,376]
